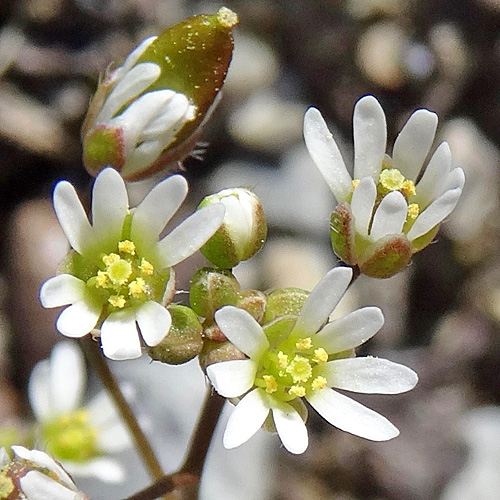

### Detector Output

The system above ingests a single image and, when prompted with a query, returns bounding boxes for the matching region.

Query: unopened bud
[189,267,240,318]
[82,8,238,181]
[198,188,267,269]
[199,340,246,373]
[147,305,203,365]
[263,287,309,324]
[237,290,267,323]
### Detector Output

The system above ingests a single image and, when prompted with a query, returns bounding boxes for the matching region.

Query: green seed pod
[147,305,203,365]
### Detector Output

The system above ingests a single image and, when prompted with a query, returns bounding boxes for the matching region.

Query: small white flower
[40,167,225,360]
[28,341,132,483]
[1,445,88,500]
[303,95,464,248]
[207,267,418,454]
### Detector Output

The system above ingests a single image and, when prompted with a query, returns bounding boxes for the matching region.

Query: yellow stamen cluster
[263,375,277,393]
[407,203,419,219]
[118,240,136,254]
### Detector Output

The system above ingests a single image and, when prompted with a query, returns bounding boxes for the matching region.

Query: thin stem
[80,336,163,480]
[123,390,225,500]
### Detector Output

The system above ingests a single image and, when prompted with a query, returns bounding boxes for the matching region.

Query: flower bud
[148,305,203,365]
[189,267,240,318]
[236,290,267,323]
[199,188,267,269]
[262,287,309,324]
[198,340,246,373]
[82,7,238,181]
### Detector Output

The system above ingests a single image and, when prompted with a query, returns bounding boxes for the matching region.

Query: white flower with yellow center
[1,446,88,500]
[28,342,132,482]
[207,267,418,454]
[40,167,225,360]
[303,96,465,277]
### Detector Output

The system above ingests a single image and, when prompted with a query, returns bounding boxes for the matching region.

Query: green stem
[80,336,164,480]
[123,391,225,500]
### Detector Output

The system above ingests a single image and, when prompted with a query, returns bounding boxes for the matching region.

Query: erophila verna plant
[0,6,466,500]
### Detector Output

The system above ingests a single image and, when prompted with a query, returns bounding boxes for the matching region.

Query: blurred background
[1,0,500,498]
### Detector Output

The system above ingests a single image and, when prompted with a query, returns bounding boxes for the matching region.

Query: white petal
[407,187,462,241]
[56,301,100,338]
[12,446,76,488]
[392,108,438,181]
[214,306,269,359]
[271,402,308,454]
[96,62,162,123]
[0,447,9,467]
[307,388,399,441]
[303,107,352,202]
[315,307,384,353]
[135,301,171,346]
[131,175,188,248]
[351,177,377,237]
[95,420,133,453]
[39,275,85,308]
[207,359,258,398]
[100,310,142,360]
[53,181,92,255]
[86,391,122,430]
[319,357,418,394]
[223,388,270,449]
[21,471,77,500]
[156,204,225,268]
[438,167,465,197]
[91,168,128,247]
[292,267,353,337]
[353,95,387,181]
[28,360,52,421]
[49,342,85,415]
[369,191,408,240]
[63,457,125,483]
[414,142,451,208]
[119,36,157,76]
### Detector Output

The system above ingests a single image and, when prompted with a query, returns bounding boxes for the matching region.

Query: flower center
[41,410,99,463]
[85,239,161,312]
[255,336,328,402]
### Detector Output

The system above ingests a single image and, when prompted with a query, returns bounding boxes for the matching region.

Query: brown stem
[123,390,225,500]
[79,336,163,480]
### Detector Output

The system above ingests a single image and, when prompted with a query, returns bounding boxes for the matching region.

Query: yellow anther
[95,271,109,288]
[277,351,288,370]
[402,180,416,197]
[288,385,306,398]
[379,168,405,192]
[102,253,120,266]
[311,376,327,391]
[108,295,126,308]
[314,348,328,364]
[129,278,146,297]
[296,337,312,350]
[407,203,420,219]
[351,179,360,191]
[286,355,312,383]
[139,258,154,276]
[263,375,277,394]
[118,240,136,255]
[107,259,132,285]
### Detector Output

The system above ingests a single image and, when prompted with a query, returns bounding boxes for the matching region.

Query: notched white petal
[207,359,257,398]
[136,301,171,346]
[272,402,309,454]
[100,311,142,360]
[40,275,85,308]
[56,301,100,338]
[370,191,407,240]
[303,107,352,202]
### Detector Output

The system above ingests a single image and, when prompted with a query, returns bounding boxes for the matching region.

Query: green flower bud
[189,267,240,318]
[148,305,203,365]
[198,188,267,269]
[198,340,246,373]
[236,290,267,323]
[82,7,238,181]
[262,287,309,324]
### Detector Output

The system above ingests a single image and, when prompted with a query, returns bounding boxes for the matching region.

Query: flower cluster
[40,168,225,360]
[304,96,464,277]
[207,267,418,453]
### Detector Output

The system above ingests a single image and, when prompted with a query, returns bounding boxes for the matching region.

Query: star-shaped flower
[40,167,224,360]
[28,341,132,482]
[207,267,418,454]
[303,96,465,277]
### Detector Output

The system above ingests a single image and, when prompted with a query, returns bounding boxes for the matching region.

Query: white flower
[207,267,418,454]
[40,167,225,360]
[28,341,132,483]
[303,95,464,253]
[1,446,88,500]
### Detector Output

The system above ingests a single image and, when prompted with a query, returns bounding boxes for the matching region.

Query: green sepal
[237,290,267,323]
[148,305,203,365]
[330,203,356,265]
[198,339,246,374]
[262,287,309,324]
[262,315,297,346]
[411,223,440,253]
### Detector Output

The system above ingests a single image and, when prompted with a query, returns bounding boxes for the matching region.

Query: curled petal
[307,388,399,441]
[20,471,78,500]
